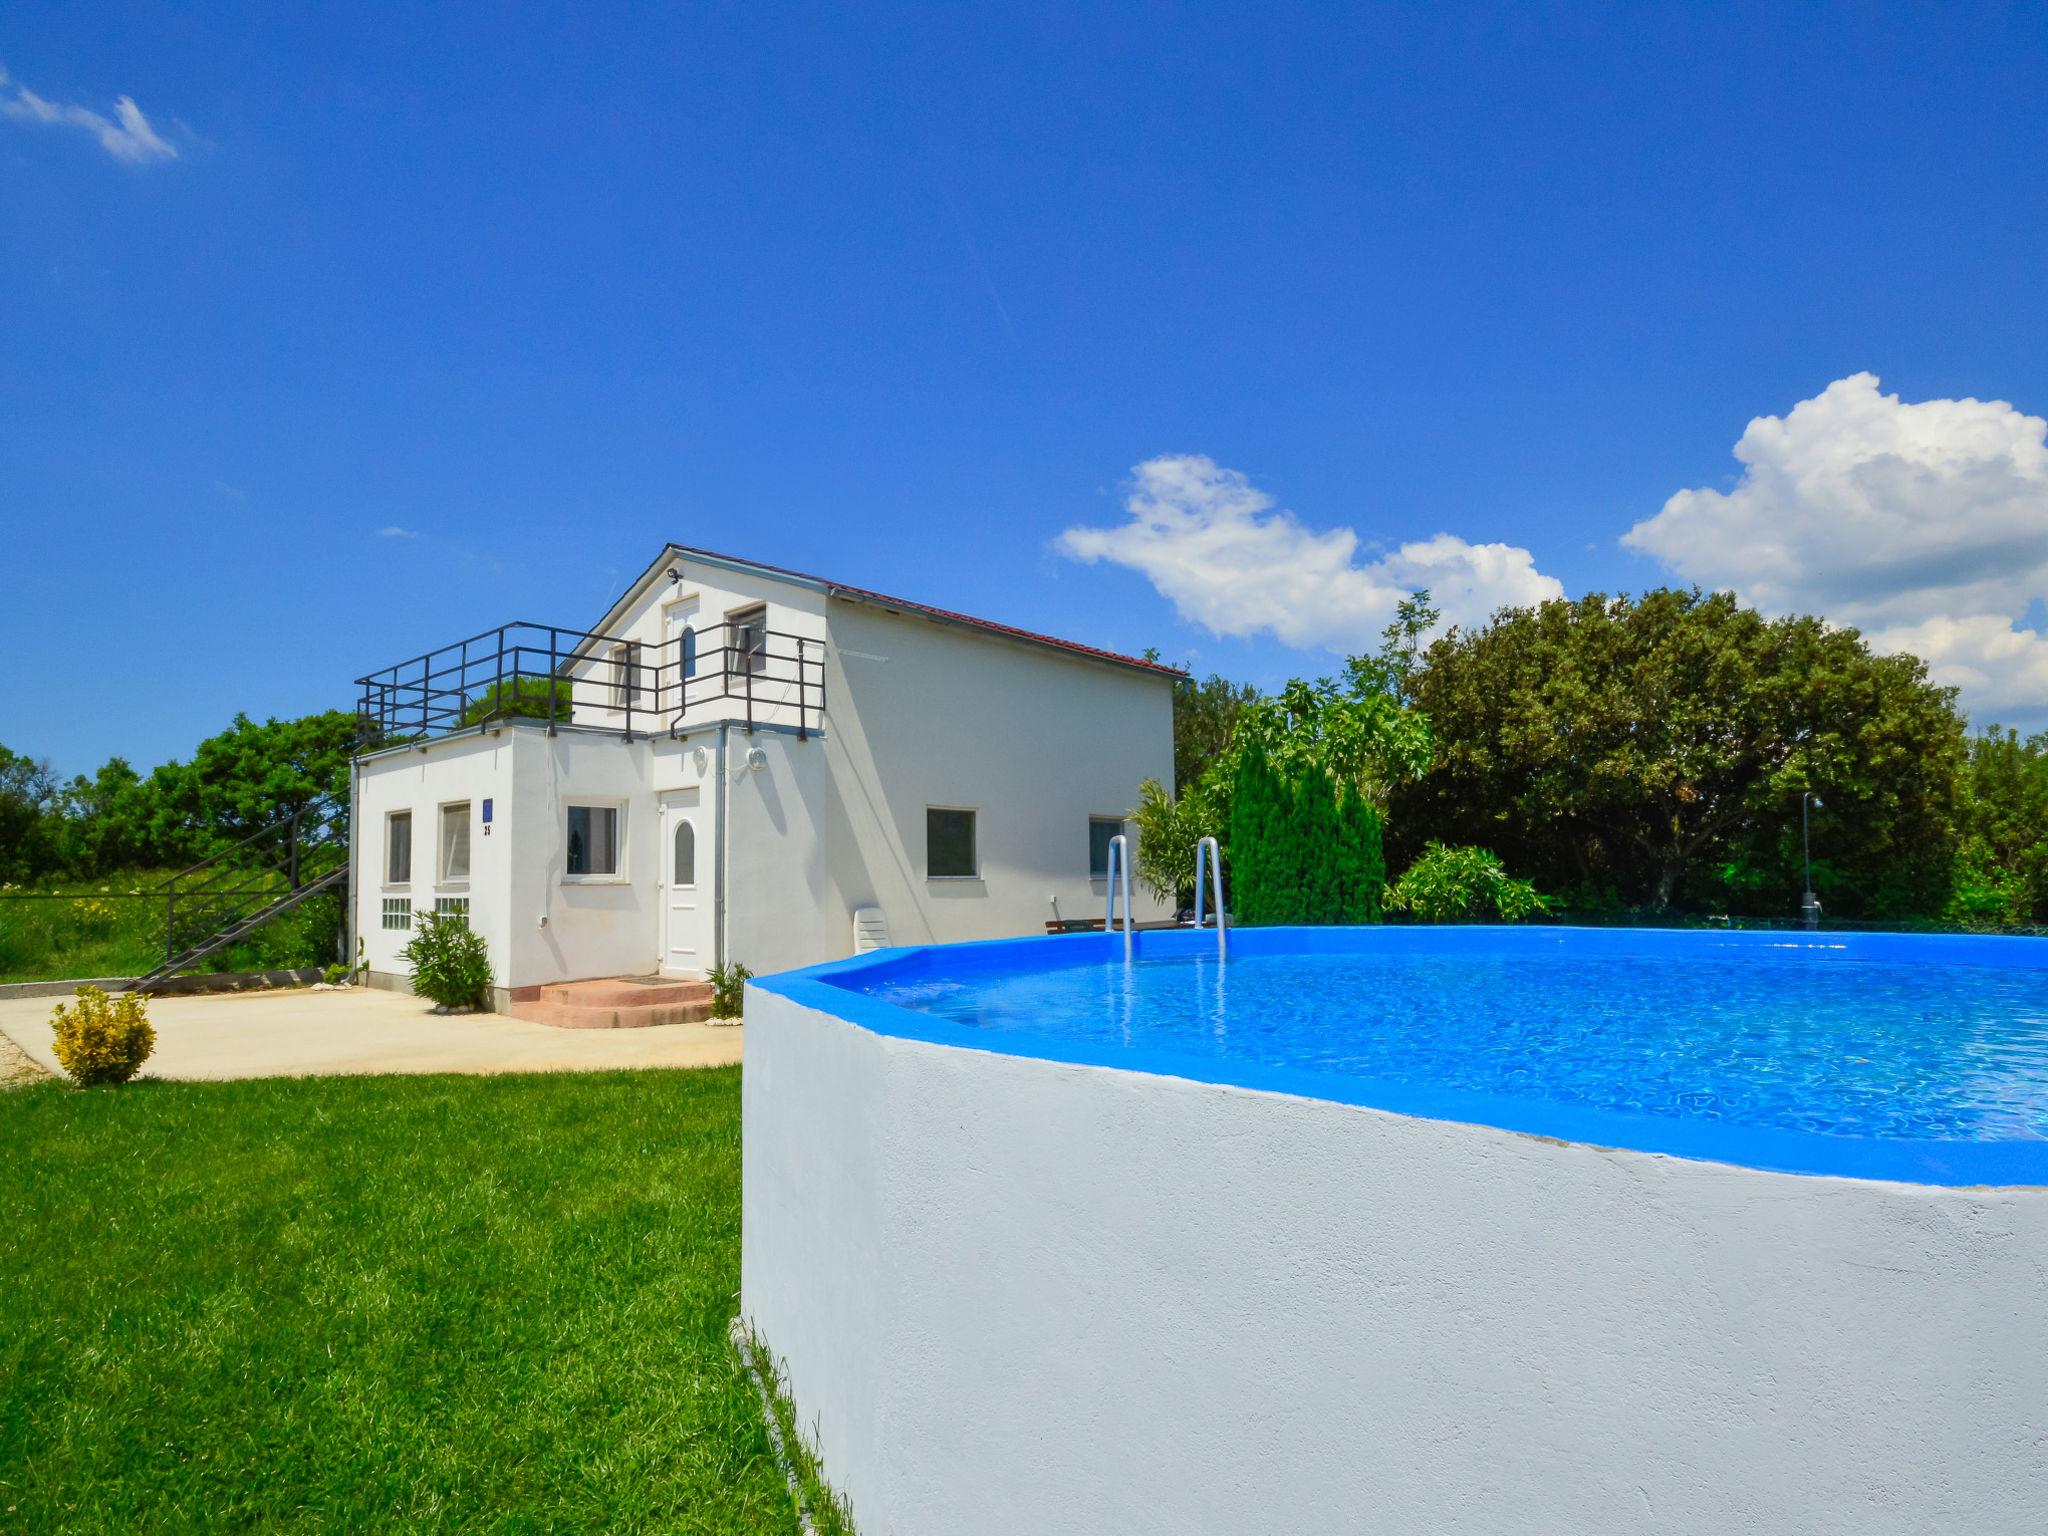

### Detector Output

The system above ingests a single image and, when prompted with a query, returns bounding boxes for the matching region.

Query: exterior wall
[353,733,515,991]
[502,727,660,987]
[721,726,832,977]
[819,599,1175,953]
[565,558,827,737]
[744,988,2048,1536]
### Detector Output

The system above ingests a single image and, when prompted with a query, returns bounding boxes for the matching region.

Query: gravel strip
[0,1029,50,1087]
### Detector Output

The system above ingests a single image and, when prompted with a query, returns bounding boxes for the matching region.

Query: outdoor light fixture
[1801,792,1824,930]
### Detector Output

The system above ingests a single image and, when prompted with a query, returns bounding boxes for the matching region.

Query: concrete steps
[507,975,717,1030]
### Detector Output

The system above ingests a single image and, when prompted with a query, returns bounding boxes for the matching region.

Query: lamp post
[1801,792,1823,930]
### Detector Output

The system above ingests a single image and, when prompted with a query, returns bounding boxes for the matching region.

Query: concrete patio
[0,985,743,1082]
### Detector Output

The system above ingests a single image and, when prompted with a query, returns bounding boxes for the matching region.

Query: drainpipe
[345,756,360,973]
[715,722,729,971]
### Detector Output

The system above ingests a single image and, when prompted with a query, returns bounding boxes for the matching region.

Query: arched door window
[673,819,697,887]
[680,626,697,679]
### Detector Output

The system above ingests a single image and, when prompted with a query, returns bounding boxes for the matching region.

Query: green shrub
[1227,741,1386,926]
[1385,842,1546,924]
[706,962,752,1020]
[50,985,155,1086]
[459,676,573,727]
[399,911,493,1010]
[226,889,342,972]
[1226,740,1288,925]
[1335,786,1386,924]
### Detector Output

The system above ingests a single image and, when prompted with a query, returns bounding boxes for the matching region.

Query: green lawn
[0,1067,813,1534]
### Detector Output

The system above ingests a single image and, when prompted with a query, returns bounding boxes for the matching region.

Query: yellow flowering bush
[71,896,119,931]
[50,985,156,1086]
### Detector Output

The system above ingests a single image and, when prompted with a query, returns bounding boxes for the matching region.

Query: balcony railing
[354,620,824,744]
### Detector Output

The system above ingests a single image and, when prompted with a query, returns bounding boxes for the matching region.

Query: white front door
[660,791,710,974]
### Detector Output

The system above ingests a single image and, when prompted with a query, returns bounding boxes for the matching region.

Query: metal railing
[150,801,349,977]
[353,619,825,744]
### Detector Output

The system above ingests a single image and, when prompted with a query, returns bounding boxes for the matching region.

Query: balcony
[354,619,824,745]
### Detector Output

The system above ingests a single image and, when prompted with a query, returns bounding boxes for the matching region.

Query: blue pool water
[773,927,2048,1184]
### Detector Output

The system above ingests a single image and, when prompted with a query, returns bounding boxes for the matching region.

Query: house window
[440,802,471,883]
[1090,817,1126,880]
[728,604,768,676]
[680,625,697,679]
[434,896,469,927]
[386,811,412,885]
[673,819,697,886]
[927,807,977,879]
[566,804,620,877]
[381,897,412,931]
[610,641,645,708]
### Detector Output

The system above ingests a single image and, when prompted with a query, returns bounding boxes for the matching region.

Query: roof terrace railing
[354,620,824,745]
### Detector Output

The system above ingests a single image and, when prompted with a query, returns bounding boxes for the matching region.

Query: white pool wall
[742,986,2048,1536]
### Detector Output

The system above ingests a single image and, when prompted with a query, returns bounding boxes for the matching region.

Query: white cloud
[376,526,419,540]
[1624,373,2048,723]
[0,64,176,163]
[1056,454,1563,652]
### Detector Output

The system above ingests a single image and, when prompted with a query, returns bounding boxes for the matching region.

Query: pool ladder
[1193,835,1227,957]
[1105,834,1135,959]
[1104,835,1227,960]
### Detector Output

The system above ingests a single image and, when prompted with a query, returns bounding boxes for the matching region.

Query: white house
[347,544,1177,1010]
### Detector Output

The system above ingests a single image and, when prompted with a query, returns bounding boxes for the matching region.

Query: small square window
[381,897,412,931]
[386,811,412,885]
[566,805,620,877]
[440,802,471,883]
[434,896,470,927]
[1089,818,1126,880]
[926,807,977,879]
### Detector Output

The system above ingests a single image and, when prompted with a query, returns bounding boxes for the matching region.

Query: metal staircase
[130,801,349,993]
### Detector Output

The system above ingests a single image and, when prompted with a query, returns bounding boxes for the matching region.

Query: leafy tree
[1384,842,1545,923]
[0,744,59,883]
[1232,669,1432,813]
[1171,673,1258,795]
[1951,726,2048,923]
[130,711,360,864]
[1130,775,1223,906]
[1138,641,1423,918]
[1140,649,1258,797]
[1379,587,1441,705]
[54,757,149,875]
[460,676,574,728]
[1390,589,1967,917]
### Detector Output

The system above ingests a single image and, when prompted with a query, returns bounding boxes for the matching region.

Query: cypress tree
[1337,785,1387,924]
[1228,739,1286,925]
[1290,767,1344,923]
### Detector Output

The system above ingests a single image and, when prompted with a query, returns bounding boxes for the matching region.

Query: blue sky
[5,2,2047,778]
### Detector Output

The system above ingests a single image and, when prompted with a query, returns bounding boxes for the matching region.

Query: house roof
[589,543,1184,680]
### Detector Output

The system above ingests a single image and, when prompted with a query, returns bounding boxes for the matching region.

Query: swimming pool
[743,927,2048,1535]
[812,926,2048,1184]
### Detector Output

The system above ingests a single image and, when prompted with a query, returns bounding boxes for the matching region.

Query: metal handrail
[1104,834,1134,960]
[1193,835,1226,957]
[149,799,348,972]
[353,619,825,744]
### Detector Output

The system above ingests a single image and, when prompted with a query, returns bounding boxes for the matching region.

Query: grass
[0,1067,819,1534]
[0,873,341,983]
